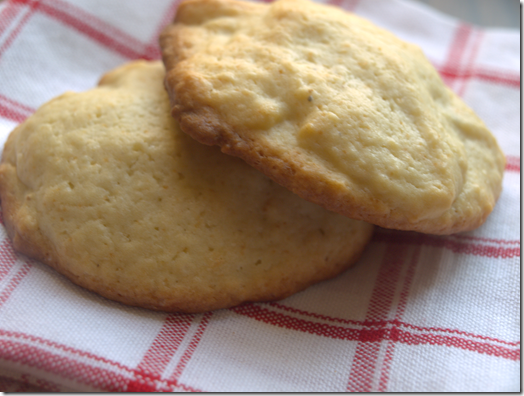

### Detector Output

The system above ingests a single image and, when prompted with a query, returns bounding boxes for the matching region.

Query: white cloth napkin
[0,0,519,392]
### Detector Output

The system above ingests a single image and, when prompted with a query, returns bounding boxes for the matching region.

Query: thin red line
[365,245,409,321]
[0,101,31,123]
[4,0,517,93]
[266,302,520,347]
[441,24,471,88]
[0,0,37,60]
[0,93,34,113]
[394,320,520,347]
[456,30,484,97]
[126,313,194,392]
[448,24,471,62]
[42,0,144,48]
[378,333,396,391]
[137,313,194,375]
[142,0,181,60]
[8,0,142,47]
[0,0,518,387]
[268,301,363,326]
[451,234,520,245]
[0,94,35,123]
[347,244,409,392]
[0,238,18,283]
[0,329,202,392]
[232,305,520,360]
[169,311,212,383]
[0,338,131,392]
[0,329,131,371]
[474,68,521,88]
[149,0,181,46]
[0,0,23,36]
[0,262,30,306]
[397,249,427,320]
[505,155,520,172]
[20,0,147,60]
[505,164,520,172]
[372,232,520,259]
[438,66,521,89]
[391,327,519,359]
[378,246,421,391]
[158,380,201,393]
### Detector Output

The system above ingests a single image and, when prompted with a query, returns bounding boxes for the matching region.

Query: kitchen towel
[0,0,519,392]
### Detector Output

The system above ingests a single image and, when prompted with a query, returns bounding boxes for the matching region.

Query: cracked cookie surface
[0,61,373,313]
[161,0,505,234]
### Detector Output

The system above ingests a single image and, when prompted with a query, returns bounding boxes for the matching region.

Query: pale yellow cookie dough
[160,0,505,235]
[0,61,373,313]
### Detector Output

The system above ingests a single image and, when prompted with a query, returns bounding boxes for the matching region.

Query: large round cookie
[160,0,505,235]
[0,61,373,313]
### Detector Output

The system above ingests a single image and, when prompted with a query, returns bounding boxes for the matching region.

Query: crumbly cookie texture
[160,0,505,235]
[0,61,373,313]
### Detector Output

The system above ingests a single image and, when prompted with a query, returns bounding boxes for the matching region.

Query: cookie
[0,61,373,313]
[160,0,505,235]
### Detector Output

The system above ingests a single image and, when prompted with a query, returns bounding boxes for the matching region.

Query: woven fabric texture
[0,0,519,392]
